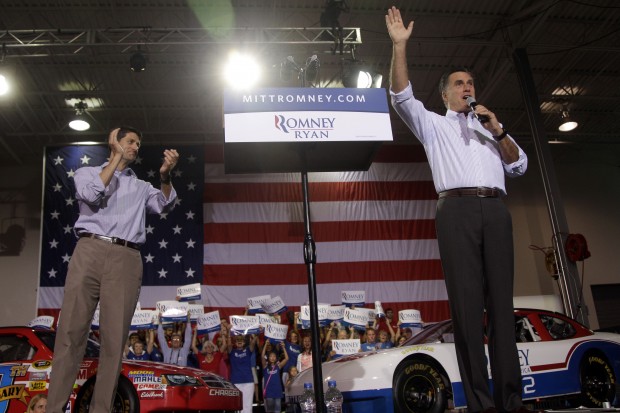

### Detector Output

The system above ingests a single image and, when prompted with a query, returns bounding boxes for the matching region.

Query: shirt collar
[100,162,137,177]
[446,109,472,121]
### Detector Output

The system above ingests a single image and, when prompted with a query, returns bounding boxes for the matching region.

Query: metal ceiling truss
[0,27,362,57]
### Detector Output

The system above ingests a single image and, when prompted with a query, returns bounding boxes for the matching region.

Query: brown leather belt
[79,232,141,250]
[438,187,501,199]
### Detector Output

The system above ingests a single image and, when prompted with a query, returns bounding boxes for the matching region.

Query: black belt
[438,187,501,199]
[79,232,141,250]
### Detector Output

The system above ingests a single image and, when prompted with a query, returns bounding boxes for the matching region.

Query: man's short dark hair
[438,66,474,95]
[117,125,143,140]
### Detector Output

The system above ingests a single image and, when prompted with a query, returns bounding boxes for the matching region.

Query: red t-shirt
[196,352,224,374]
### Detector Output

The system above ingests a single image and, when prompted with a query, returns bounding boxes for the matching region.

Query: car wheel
[393,358,448,413]
[578,353,616,407]
[75,375,139,413]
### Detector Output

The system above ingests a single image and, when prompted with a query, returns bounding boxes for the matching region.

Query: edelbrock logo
[274,115,335,139]
[139,390,164,399]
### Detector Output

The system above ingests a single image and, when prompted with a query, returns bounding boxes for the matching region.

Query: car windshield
[35,330,101,358]
[404,320,454,345]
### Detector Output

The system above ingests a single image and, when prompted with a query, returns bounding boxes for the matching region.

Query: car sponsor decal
[136,383,167,391]
[128,370,161,384]
[400,345,435,355]
[28,372,47,381]
[31,360,51,370]
[139,390,164,399]
[28,381,46,391]
[0,364,30,412]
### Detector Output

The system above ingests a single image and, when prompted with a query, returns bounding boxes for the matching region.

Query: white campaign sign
[332,339,361,355]
[177,283,202,302]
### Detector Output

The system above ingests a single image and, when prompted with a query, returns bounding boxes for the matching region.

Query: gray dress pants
[435,196,523,413]
[47,237,142,413]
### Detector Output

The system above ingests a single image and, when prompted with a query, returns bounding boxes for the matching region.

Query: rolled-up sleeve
[145,184,177,214]
[74,167,106,205]
[503,139,528,178]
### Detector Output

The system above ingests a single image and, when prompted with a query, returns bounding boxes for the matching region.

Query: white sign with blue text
[224,88,393,142]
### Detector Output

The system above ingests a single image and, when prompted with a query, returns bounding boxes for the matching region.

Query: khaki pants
[47,237,142,413]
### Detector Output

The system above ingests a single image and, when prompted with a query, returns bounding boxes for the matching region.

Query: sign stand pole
[296,63,326,413]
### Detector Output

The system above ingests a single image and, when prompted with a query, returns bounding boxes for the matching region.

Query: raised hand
[385,6,414,45]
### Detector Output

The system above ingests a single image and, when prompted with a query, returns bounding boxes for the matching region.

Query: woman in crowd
[296,335,313,373]
[27,394,47,413]
[191,328,227,375]
[124,329,155,360]
[281,329,300,386]
[227,333,258,413]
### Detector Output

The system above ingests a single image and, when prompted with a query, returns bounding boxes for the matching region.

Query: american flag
[38,144,204,317]
[39,143,450,324]
[200,143,449,323]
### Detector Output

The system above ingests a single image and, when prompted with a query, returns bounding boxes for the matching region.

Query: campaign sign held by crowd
[230,315,260,335]
[197,311,221,335]
[342,290,366,307]
[177,283,202,302]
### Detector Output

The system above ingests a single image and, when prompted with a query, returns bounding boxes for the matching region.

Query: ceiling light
[69,101,90,131]
[223,51,261,90]
[130,49,146,72]
[558,109,578,132]
[0,74,8,95]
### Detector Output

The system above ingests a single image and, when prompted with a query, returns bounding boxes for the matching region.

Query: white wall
[1,142,617,329]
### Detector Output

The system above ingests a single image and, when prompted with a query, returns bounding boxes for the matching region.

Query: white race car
[286,308,620,413]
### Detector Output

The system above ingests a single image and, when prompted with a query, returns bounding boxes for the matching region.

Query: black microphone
[465,96,489,123]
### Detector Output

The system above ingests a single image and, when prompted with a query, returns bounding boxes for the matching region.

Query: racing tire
[393,358,448,413]
[577,353,617,407]
[75,375,139,413]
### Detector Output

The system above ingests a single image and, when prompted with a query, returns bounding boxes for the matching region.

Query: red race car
[0,326,242,413]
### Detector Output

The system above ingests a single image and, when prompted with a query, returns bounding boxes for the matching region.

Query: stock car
[0,326,242,413]
[286,308,620,413]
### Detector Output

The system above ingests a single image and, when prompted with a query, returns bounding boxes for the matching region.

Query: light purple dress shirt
[73,163,177,244]
[391,82,527,195]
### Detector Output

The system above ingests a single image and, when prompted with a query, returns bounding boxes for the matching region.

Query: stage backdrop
[38,143,449,324]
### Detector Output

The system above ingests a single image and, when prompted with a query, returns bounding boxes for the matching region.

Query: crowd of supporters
[120,307,415,411]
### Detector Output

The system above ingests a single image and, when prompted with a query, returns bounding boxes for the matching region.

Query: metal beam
[0,27,362,56]
[513,48,588,326]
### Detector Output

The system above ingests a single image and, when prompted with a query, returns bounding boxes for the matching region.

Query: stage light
[130,49,146,72]
[342,66,383,88]
[223,51,261,90]
[0,45,8,95]
[558,108,578,132]
[0,74,8,95]
[69,101,91,131]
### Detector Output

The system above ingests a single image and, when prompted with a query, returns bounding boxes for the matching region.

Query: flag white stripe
[204,239,440,265]
[39,280,448,310]
[203,280,448,308]
[205,162,432,183]
[204,200,437,223]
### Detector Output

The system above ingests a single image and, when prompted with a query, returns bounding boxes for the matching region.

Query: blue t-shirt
[361,342,378,352]
[229,347,254,384]
[283,341,301,372]
[263,364,283,399]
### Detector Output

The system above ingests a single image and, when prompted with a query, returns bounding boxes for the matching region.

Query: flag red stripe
[204,220,436,243]
[204,260,444,286]
[204,181,437,203]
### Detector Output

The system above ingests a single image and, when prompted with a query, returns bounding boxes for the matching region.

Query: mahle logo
[274,115,335,139]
